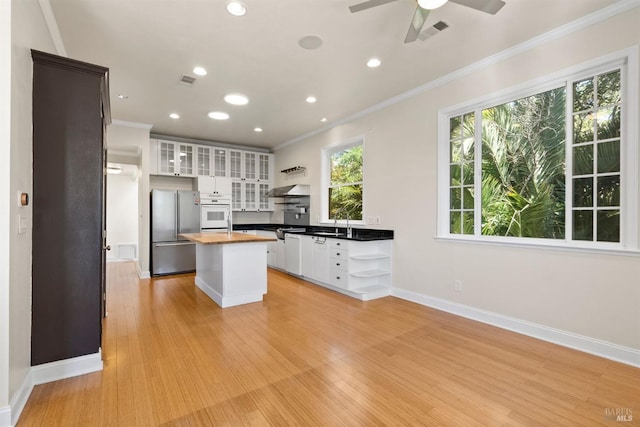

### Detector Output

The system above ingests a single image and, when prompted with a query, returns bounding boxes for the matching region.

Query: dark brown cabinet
[31,50,110,366]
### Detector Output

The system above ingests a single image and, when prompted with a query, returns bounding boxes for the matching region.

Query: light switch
[18,215,27,234]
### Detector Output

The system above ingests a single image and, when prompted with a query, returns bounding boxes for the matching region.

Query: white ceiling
[48,0,620,150]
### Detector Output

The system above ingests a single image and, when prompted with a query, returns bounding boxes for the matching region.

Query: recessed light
[306,96,317,104]
[169,113,180,119]
[226,1,246,16]
[254,127,263,132]
[320,118,327,123]
[208,111,230,120]
[367,58,381,68]
[116,94,128,99]
[224,93,249,106]
[193,66,207,76]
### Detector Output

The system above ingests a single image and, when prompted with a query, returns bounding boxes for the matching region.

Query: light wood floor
[18,262,640,426]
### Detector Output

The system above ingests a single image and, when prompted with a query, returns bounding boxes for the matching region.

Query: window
[439,51,638,250]
[322,139,364,222]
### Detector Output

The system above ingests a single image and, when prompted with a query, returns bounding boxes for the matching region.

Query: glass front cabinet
[150,139,273,211]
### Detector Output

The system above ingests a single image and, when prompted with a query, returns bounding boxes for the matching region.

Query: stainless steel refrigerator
[151,190,200,276]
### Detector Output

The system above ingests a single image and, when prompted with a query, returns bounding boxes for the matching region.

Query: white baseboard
[136,263,150,279]
[9,371,33,427]
[0,406,10,427]
[31,351,103,385]
[3,351,102,427]
[392,288,640,368]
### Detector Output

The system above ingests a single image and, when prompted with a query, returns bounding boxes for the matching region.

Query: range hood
[266,184,310,198]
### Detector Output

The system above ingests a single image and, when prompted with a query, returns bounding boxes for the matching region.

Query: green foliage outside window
[329,144,363,220]
[449,69,622,242]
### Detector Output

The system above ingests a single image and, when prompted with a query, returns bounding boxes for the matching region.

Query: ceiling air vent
[179,74,196,87]
[418,21,449,41]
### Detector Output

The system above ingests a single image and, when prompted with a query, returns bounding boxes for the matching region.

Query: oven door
[200,204,230,230]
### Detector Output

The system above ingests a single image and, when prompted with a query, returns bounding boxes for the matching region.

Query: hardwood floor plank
[16,262,640,426]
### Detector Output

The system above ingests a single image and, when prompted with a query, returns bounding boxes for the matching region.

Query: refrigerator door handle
[154,242,194,248]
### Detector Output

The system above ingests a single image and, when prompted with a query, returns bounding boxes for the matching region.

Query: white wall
[0,0,12,416]
[274,9,640,355]
[5,0,56,418]
[106,170,139,261]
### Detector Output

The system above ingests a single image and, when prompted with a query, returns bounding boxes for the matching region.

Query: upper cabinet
[153,140,195,177]
[149,139,274,212]
[228,149,272,182]
[196,146,228,177]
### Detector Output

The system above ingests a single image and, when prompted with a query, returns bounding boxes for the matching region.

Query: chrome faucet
[336,208,352,237]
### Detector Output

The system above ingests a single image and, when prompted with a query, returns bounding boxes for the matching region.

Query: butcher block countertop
[179,232,277,245]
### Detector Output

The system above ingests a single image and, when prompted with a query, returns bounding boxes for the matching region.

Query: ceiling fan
[349,0,506,43]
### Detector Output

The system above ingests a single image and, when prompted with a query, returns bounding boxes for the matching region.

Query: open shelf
[350,253,390,261]
[350,269,391,278]
[281,166,306,174]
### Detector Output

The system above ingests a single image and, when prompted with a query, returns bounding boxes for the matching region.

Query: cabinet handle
[336,242,341,246]
[336,276,341,280]
[336,252,340,256]
[336,263,340,266]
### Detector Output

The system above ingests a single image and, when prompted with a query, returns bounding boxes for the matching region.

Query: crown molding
[275,0,640,151]
[38,0,67,57]
[111,119,153,130]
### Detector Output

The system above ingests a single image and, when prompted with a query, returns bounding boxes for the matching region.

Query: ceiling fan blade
[349,0,399,13]
[448,0,505,14]
[404,6,430,43]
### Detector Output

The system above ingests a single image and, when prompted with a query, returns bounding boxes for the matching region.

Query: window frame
[437,47,639,252]
[321,136,366,225]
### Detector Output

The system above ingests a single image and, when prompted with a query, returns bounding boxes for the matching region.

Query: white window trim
[320,136,366,225]
[437,46,639,253]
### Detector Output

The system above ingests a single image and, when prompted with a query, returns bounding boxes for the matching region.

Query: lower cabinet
[252,230,277,267]
[300,236,392,300]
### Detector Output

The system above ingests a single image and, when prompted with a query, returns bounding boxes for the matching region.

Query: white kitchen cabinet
[229,149,243,179]
[156,140,195,177]
[328,239,391,291]
[300,236,330,283]
[256,230,277,267]
[196,146,229,178]
[298,236,392,300]
[258,182,273,211]
[258,153,272,181]
[196,176,232,196]
[232,180,273,212]
[244,151,257,180]
[213,148,228,177]
[228,150,272,182]
[196,145,211,176]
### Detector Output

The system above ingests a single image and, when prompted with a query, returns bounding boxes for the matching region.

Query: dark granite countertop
[233,223,394,241]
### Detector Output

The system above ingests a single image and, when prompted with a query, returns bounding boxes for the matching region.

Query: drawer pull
[336,252,341,256]
[336,263,340,266]
[336,276,341,280]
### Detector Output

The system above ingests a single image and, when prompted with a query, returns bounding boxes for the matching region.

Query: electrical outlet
[375,216,381,224]
[454,280,462,292]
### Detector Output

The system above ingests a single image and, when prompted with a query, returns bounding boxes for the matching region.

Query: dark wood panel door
[31,50,110,366]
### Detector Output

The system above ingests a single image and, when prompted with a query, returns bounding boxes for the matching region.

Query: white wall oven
[200,194,232,231]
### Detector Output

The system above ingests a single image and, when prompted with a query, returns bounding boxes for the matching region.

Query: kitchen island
[180,232,277,308]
